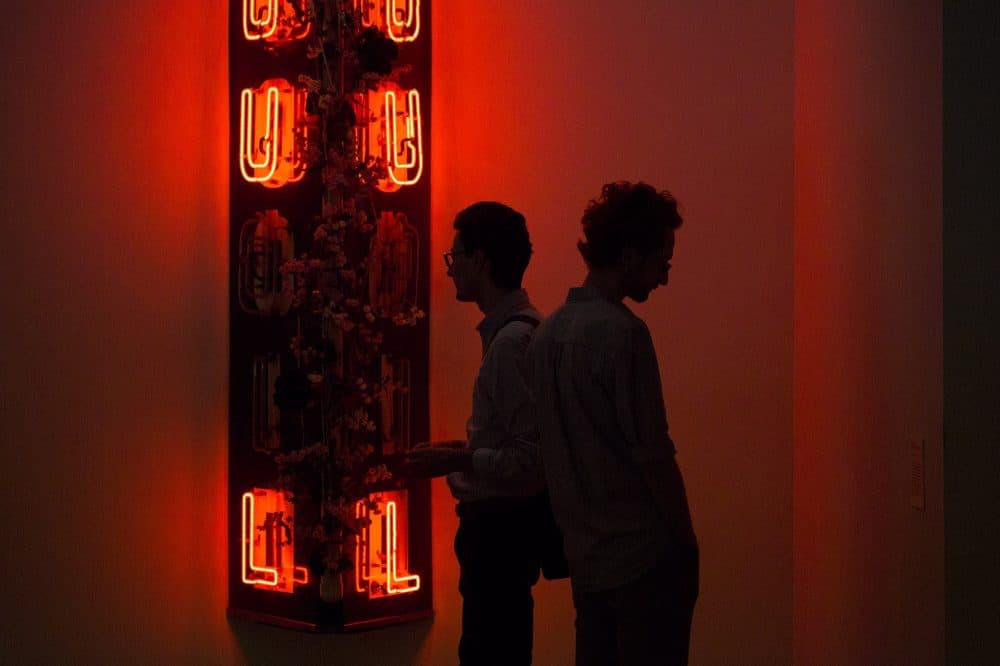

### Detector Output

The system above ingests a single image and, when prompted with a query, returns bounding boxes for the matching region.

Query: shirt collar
[566,286,602,303]
[566,286,634,313]
[476,289,532,340]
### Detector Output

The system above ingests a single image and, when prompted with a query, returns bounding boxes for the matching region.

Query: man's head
[446,202,532,302]
[577,181,683,302]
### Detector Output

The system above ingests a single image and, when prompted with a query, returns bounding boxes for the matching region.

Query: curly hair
[454,202,532,289]
[577,181,683,269]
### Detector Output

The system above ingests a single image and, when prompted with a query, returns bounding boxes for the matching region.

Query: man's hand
[411,439,466,451]
[404,443,473,477]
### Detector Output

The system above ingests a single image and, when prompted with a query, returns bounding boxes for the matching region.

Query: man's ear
[620,246,641,269]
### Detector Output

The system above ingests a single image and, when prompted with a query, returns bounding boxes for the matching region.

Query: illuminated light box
[355,491,421,598]
[356,85,424,192]
[356,0,421,42]
[243,0,312,44]
[238,209,295,316]
[241,488,310,593]
[240,79,310,188]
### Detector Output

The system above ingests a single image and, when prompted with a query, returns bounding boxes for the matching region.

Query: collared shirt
[528,286,676,592]
[447,289,545,502]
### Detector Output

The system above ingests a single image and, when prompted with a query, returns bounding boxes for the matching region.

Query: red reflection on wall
[355,490,422,597]
[241,488,309,593]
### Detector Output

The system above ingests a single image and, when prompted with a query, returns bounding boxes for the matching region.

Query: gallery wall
[793,2,944,663]
[432,2,794,663]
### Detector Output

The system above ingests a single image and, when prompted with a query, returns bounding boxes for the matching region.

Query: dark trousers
[572,545,699,666]
[455,497,543,666]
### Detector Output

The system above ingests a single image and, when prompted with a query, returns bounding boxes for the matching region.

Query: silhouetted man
[528,182,698,665]
[405,202,546,665]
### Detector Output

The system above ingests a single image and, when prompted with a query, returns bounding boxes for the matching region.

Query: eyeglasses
[442,250,469,268]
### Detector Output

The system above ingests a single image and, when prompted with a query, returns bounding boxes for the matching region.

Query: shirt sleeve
[614,321,676,464]
[470,324,544,484]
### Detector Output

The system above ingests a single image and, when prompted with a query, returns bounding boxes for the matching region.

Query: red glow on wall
[239,79,310,188]
[241,489,309,593]
[356,84,424,192]
[243,0,311,43]
[354,490,422,597]
[357,0,421,42]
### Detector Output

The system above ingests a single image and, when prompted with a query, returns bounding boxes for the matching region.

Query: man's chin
[628,289,652,303]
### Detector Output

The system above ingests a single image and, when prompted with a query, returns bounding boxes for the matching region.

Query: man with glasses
[405,201,546,665]
[528,182,699,665]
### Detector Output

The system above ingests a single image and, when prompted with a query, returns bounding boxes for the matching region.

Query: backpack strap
[486,314,540,352]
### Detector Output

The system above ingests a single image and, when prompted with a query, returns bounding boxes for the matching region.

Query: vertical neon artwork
[229,0,431,631]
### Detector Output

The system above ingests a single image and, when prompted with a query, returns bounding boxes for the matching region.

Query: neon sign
[241,489,310,593]
[238,209,295,317]
[357,0,421,42]
[355,491,422,597]
[379,354,412,455]
[368,211,419,317]
[357,85,424,192]
[239,79,310,188]
[243,0,312,44]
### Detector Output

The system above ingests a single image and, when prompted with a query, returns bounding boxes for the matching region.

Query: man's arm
[617,322,695,543]
[641,456,697,545]
[403,325,541,482]
[468,330,543,484]
[412,439,466,450]
[404,442,472,477]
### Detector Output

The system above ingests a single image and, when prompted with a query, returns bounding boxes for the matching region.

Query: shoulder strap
[486,314,540,352]
[502,314,541,328]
